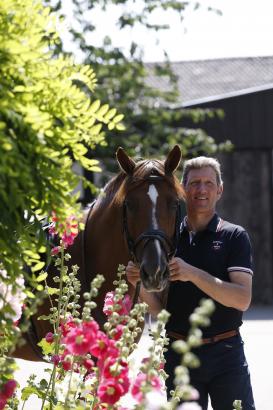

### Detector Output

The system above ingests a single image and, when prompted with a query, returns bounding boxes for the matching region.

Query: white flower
[55,372,83,401]
[0,269,26,321]
[144,390,167,410]
[177,402,202,410]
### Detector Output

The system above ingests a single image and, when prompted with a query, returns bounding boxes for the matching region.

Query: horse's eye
[168,199,179,210]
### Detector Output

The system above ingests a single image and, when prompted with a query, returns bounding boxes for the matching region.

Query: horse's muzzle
[140,263,169,292]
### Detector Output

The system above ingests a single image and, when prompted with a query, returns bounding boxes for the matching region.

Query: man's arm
[169,257,252,311]
[126,261,163,318]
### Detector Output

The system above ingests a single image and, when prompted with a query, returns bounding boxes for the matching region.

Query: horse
[14,145,185,361]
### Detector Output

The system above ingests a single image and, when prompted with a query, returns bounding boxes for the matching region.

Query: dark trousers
[164,335,255,410]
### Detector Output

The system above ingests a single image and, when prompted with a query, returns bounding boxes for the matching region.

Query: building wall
[217,149,273,304]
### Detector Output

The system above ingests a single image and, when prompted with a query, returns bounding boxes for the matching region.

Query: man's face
[184,166,223,214]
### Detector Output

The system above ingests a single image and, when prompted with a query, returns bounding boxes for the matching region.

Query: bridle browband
[122,175,183,264]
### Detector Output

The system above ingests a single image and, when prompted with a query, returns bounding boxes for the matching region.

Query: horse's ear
[164,145,182,175]
[116,147,136,175]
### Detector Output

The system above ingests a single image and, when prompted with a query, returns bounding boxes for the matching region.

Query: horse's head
[116,146,185,292]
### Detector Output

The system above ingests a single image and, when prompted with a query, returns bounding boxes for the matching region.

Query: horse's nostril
[140,263,169,291]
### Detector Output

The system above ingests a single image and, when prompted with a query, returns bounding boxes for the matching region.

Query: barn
[152,56,273,304]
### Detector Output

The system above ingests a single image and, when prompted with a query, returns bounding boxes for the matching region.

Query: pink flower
[62,320,99,356]
[131,373,163,402]
[83,358,95,372]
[45,332,54,343]
[62,358,72,371]
[97,378,125,405]
[49,213,79,247]
[51,246,61,256]
[96,340,119,371]
[89,331,110,358]
[1,380,17,398]
[0,398,7,410]
[60,318,78,337]
[112,324,124,340]
[64,327,93,356]
[0,379,17,409]
[103,292,132,317]
[51,355,60,365]
[51,211,58,223]
[100,357,129,380]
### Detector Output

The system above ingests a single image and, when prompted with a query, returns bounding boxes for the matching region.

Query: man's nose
[197,182,207,192]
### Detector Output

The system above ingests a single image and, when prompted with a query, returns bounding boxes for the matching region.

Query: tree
[45,0,231,178]
[0,0,123,328]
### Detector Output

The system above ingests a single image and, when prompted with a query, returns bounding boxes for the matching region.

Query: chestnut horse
[15,145,184,360]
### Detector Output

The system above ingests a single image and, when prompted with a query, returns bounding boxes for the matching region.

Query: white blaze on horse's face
[147,184,162,274]
[147,184,159,228]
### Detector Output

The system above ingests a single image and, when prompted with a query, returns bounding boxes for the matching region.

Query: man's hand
[125,261,141,288]
[169,257,193,282]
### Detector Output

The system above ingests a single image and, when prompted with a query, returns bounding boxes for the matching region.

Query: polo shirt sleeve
[227,229,253,276]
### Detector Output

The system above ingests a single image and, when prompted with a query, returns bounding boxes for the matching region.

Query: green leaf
[37,338,54,355]
[36,272,48,282]
[31,261,46,272]
[46,286,60,295]
[21,385,45,401]
[89,99,100,113]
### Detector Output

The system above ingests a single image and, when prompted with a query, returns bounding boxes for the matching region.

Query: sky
[63,0,273,62]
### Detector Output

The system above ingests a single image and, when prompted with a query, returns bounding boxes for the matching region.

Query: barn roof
[146,56,273,106]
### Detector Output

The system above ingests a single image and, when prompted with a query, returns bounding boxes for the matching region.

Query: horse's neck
[85,204,129,274]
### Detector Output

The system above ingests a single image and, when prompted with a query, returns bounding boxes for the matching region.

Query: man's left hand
[169,257,193,282]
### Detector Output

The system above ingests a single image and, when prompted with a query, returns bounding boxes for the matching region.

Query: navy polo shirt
[166,213,253,337]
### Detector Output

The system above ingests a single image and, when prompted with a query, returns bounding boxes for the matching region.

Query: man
[126,156,255,410]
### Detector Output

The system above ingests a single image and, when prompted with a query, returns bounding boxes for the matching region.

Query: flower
[0,379,17,410]
[45,332,54,343]
[131,373,163,402]
[82,358,95,372]
[51,246,61,256]
[111,324,124,340]
[103,291,132,317]
[50,213,79,248]
[63,326,94,356]
[97,378,125,405]
[144,390,167,410]
[177,403,202,410]
[0,269,26,321]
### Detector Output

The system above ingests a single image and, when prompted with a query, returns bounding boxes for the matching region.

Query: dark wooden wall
[184,88,273,304]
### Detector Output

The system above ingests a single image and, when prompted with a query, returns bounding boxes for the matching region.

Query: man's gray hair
[182,156,223,186]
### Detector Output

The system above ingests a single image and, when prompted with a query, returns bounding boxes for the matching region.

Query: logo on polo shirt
[212,240,223,250]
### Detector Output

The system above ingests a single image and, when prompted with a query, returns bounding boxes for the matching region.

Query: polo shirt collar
[180,213,222,233]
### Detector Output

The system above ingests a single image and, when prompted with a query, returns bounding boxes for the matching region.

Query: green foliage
[0,0,123,279]
[46,0,229,172]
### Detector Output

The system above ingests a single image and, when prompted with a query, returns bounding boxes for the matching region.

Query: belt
[167,329,239,345]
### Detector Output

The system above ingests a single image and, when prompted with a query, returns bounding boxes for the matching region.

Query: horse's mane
[94,158,184,211]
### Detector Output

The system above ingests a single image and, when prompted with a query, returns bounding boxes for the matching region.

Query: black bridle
[122,177,183,264]
[122,177,182,304]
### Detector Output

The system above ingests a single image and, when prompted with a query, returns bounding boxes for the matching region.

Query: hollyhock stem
[63,357,75,407]
[48,246,66,409]
[41,245,66,410]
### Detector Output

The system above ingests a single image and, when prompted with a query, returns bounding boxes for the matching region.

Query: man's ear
[217,183,224,198]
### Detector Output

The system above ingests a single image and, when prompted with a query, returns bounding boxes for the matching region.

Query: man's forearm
[189,266,251,311]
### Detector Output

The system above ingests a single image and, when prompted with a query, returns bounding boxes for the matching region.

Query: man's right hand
[125,261,141,288]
